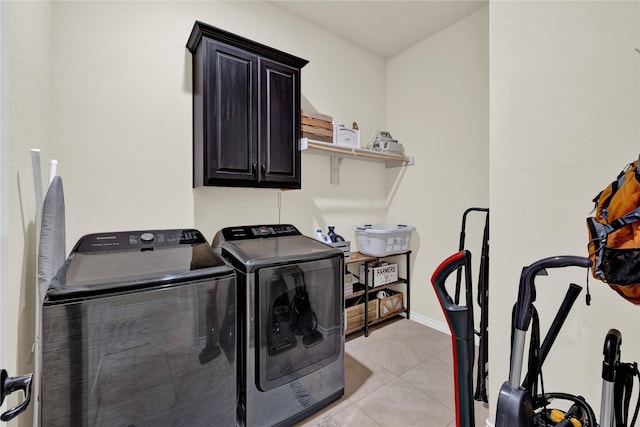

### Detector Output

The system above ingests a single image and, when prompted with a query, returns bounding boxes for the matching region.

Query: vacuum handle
[432,250,469,309]
[454,207,489,303]
[600,329,622,427]
[514,256,591,331]
[431,250,474,340]
[0,369,33,422]
[602,329,622,382]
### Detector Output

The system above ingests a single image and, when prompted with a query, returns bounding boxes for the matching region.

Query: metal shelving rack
[345,250,411,337]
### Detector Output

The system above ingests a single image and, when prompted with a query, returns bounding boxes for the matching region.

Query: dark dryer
[213,224,344,427]
[40,229,236,426]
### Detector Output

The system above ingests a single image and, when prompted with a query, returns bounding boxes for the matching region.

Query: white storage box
[334,123,360,148]
[360,262,398,287]
[354,224,415,257]
[330,240,351,259]
[344,273,355,297]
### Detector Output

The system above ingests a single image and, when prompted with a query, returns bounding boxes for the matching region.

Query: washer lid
[45,229,233,302]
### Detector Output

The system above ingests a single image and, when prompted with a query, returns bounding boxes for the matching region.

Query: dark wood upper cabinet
[187,21,308,189]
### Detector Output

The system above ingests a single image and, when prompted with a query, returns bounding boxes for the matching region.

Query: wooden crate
[379,289,404,318]
[302,110,333,123]
[301,111,334,142]
[345,298,378,334]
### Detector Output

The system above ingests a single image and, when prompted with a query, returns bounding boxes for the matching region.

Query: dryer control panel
[216,224,301,242]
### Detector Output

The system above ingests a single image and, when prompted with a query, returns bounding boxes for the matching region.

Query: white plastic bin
[353,224,415,257]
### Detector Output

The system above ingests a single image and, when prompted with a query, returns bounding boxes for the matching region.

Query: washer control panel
[74,229,206,252]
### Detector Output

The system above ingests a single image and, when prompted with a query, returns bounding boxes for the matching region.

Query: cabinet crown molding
[186,20,309,69]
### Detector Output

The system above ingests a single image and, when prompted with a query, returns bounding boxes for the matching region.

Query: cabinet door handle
[252,161,257,178]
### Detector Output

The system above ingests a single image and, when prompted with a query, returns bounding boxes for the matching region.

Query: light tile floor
[296,318,490,427]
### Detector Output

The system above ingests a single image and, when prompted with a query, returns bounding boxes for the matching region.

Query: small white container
[334,123,360,148]
[353,224,415,257]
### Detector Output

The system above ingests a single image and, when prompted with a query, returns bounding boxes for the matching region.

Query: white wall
[45,1,388,246]
[5,2,53,425]
[11,1,636,425]
[0,0,9,417]
[490,1,640,422]
[387,8,489,330]
[5,2,388,424]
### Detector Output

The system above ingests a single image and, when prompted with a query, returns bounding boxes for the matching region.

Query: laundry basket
[353,224,415,257]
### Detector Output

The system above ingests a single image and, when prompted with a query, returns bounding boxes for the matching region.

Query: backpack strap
[599,160,636,222]
[603,207,640,234]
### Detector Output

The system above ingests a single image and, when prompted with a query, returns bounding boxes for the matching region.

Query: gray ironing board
[38,176,65,302]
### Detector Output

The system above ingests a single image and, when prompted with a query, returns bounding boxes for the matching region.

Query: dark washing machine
[213,224,344,427]
[40,229,236,426]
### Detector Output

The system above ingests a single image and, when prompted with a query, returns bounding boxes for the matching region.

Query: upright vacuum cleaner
[495,255,630,427]
[431,207,489,427]
[454,207,490,404]
[432,250,476,427]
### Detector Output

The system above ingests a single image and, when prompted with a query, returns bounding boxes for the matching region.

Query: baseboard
[409,311,482,346]
[408,311,452,335]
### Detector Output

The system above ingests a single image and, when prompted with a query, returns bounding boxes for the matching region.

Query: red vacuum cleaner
[431,250,476,427]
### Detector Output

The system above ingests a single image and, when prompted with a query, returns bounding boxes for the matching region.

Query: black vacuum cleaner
[454,207,489,404]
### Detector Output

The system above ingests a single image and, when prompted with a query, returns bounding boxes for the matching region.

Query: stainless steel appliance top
[213,224,343,272]
[46,229,233,302]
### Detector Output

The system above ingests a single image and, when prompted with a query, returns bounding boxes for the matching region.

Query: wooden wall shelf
[300,138,414,184]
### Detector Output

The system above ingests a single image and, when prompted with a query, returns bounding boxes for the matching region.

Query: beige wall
[9,1,635,426]
[48,0,388,245]
[386,7,489,332]
[5,2,53,424]
[5,1,389,424]
[0,0,8,384]
[490,1,640,422]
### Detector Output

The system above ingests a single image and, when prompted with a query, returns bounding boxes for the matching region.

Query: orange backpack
[587,156,640,304]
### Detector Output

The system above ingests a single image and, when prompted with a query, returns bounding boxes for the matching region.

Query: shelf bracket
[330,155,342,185]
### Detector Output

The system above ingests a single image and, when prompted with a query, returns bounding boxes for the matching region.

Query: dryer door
[255,257,342,391]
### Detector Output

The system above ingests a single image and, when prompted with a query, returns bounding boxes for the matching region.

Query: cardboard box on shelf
[334,123,360,148]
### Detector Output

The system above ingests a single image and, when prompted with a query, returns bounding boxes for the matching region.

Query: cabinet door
[204,39,258,185]
[258,58,301,189]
